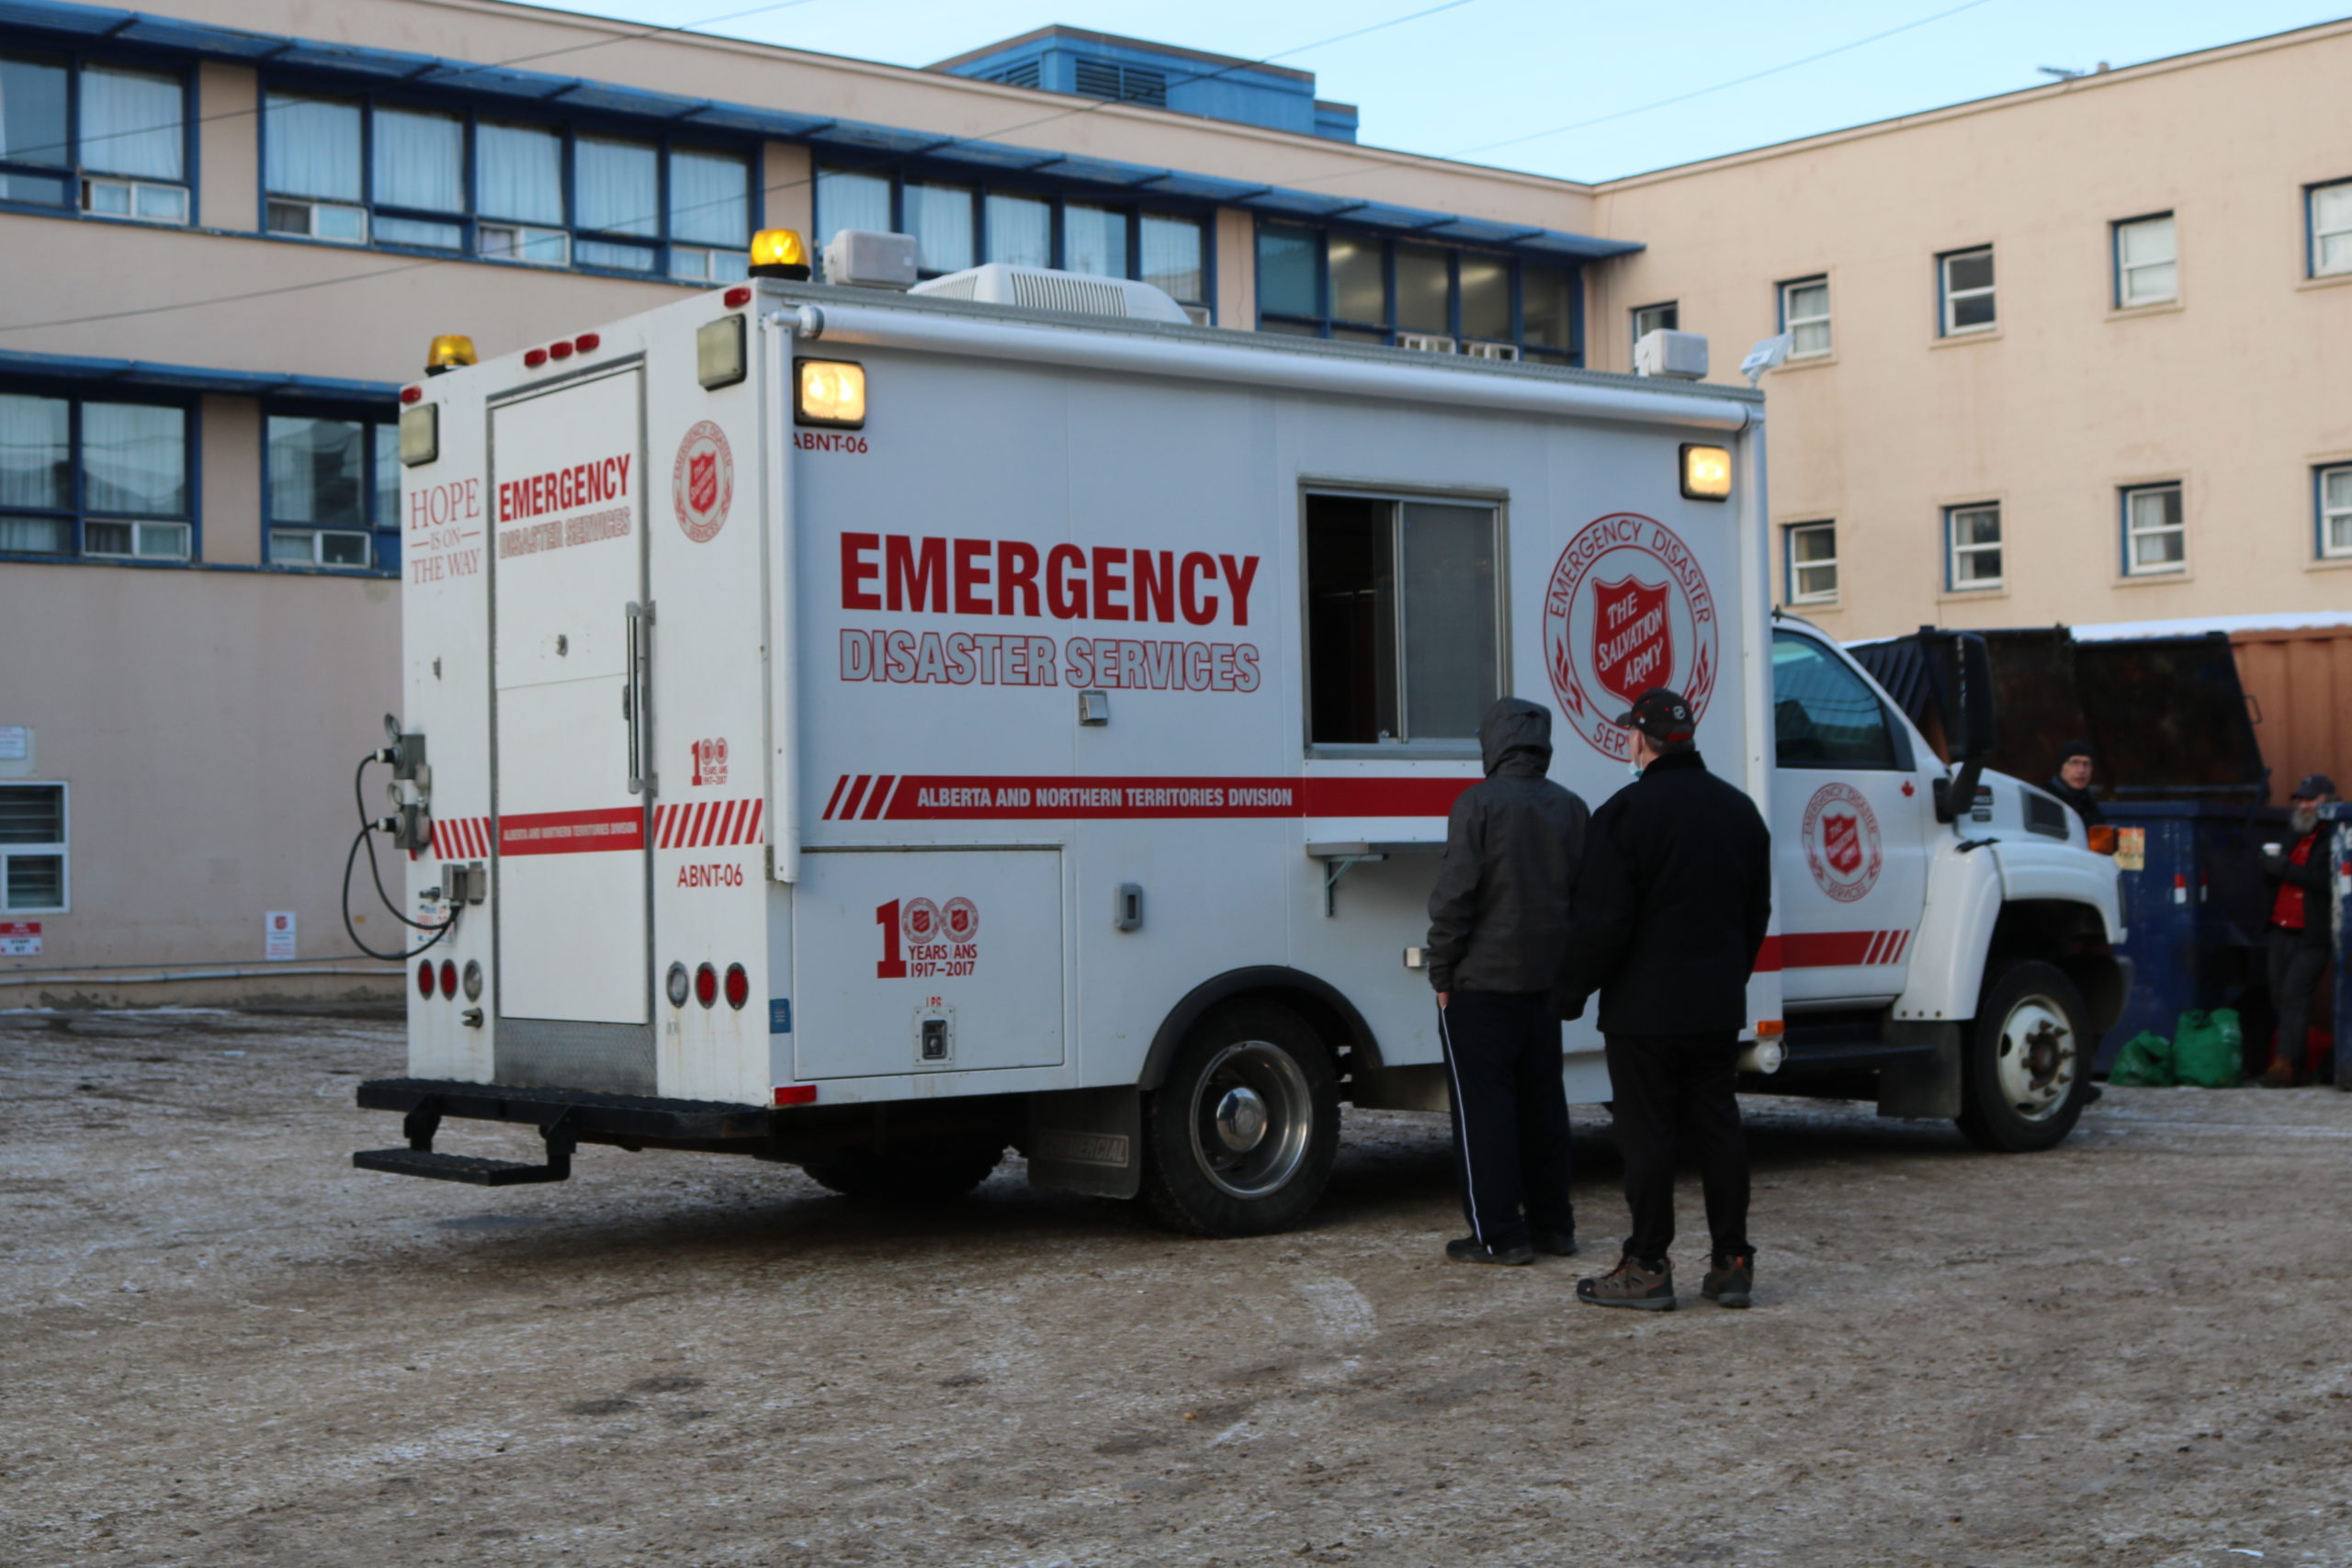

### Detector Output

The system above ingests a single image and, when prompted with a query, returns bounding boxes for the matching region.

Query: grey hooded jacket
[1424,698,1591,995]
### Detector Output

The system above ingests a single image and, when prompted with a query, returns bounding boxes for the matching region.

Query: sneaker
[1576,1255,1674,1310]
[1446,1235,1535,1266]
[2256,1062,2301,1089]
[1532,1229,1578,1258]
[1701,1253,1755,1309]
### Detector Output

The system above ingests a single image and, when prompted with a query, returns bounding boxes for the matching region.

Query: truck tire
[1137,1002,1340,1237]
[800,1141,1005,1201]
[1955,961,2092,1153]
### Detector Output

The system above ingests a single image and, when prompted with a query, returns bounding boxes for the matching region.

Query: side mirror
[1919,630,1996,823]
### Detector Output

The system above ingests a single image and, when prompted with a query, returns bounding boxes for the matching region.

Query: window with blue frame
[1253,220,1578,363]
[2320,464,2352,561]
[266,412,398,573]
[0,389,191,561]
[259,90,752,280]
[0,50,189,224]
[813,165,1211,312]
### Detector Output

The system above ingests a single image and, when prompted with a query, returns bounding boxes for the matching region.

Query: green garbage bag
[2109,1031,2174,1087]
[2173,1009,2244,1089]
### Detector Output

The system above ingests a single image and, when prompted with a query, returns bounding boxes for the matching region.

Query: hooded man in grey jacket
[1425,697,1591,1265]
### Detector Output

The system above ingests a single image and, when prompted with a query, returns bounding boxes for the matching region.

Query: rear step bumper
[353,1077,775,1184]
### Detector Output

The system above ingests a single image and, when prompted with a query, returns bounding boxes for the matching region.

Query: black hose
[342,825,458,961]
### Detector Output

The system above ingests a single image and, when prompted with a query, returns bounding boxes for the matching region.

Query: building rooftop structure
[931,25,1360,143]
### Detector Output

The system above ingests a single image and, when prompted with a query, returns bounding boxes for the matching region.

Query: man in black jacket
[1556,688,1771,1310]
[1425,697,1590,1265]
[2046,741,2105,829]
[2256,773,2336,1088]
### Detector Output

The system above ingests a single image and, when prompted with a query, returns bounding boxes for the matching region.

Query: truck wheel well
[1140,967,1384,1091]
[1985,899,2127,1035]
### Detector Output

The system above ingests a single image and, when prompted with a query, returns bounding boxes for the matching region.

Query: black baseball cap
[1614,688,1695,744]
[2291,773,2336,799]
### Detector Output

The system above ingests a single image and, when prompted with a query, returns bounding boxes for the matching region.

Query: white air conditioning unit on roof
[909,263,1192,323]
[1396,333,1457,355]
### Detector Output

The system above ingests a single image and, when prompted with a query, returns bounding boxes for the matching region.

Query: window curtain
[670,148,747,246]
[1138,215,1203,303]
[80,65,182,180]
[477,121,563,224]
[815,168,891,251]
[373,108,463,212]
[0,54,68,165]
[81,403,186,516]
[985,194,1050,268]
[576,136,656,235]
[266,416,362,526]
[0,392,70,510]
[903,182,974,274]
[263,95,361,201]
[1063,203,1126,281]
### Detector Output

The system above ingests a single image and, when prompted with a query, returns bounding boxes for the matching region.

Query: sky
[536,0,2347,181]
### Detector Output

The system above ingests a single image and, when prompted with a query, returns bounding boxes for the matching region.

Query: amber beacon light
[1680,443,1733,502]
[796,358,866,428]
[424,334,477,376]
[750,228,812,281]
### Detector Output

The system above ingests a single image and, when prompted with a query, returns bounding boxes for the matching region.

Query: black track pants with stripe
[1439,989,1575,1253]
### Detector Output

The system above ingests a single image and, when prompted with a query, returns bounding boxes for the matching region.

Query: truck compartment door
[488,367,653,1055]
[792,850,1065,1080]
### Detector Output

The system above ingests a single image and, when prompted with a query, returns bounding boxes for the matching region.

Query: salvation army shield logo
[1802,782,1883,903]
[672,420,733,543]
[1590,576,1674,706]
[901,898,940,946]
[944,897,978,942]
[1544,514,1720,758]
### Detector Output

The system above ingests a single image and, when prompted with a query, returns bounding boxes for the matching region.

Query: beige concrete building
[2,0,2345,1000]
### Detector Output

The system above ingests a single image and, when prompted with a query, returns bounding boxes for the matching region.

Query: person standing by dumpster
[1556,689,1772,1310]
[1425,696,1590,1266]
[2047,740,2106,829]
[2257,773,2337,1088]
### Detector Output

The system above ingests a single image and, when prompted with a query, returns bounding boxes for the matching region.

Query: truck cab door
[1768,630,1932,1008]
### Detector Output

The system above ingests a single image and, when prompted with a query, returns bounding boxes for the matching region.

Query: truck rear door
[487,366,654,1090]
[1768,629,1932,1008]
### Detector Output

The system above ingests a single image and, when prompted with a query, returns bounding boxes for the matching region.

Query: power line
[1447,0,1998,158]
[0,0,1481,337]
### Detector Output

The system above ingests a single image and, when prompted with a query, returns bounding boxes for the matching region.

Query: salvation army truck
[351,234,2128,1235]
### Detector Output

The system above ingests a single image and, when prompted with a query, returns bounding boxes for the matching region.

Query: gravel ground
[5,1008,2351,1568]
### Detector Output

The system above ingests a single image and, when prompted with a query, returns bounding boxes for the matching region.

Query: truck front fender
[1898,840,2129,1029]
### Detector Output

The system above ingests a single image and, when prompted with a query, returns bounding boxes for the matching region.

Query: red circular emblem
[1801,782,1883,903]
[943,897,978,942]
[901,898,940,946]
[672,420,734,543]
[1543,513,1721,757]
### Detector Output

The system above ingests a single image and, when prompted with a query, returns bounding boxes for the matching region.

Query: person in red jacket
[2257,773,2336,1088]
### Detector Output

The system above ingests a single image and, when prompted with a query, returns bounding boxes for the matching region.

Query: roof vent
[821,229,918,290]
[909,263,1192,323]
[1072,58,1168,107]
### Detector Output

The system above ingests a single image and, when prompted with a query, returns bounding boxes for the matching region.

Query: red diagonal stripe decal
[821,775,848,821]
[840,774,872,821]
[748,798,763,844]
[864,775,897,821]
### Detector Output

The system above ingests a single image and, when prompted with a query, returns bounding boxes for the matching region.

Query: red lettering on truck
[841,531,1261,629]
[498,454,630,522]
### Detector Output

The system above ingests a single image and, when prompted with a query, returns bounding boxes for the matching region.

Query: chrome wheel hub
[1188,1041,1312,1199]
[1995,995,2075,1122]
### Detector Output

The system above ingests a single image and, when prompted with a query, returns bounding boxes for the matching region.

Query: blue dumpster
[2100,801,2289,1072]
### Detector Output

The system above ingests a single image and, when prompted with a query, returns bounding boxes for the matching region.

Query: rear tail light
[665,961,691,1008]
[439,959,458,998]
[723,963,749,1010]
[695,962,718,1008]
[417,960,435,998]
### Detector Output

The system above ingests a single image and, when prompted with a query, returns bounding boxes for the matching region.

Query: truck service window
[1306,492,1498,747]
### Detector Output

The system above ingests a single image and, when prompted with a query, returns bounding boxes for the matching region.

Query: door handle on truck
[625,601,654,795]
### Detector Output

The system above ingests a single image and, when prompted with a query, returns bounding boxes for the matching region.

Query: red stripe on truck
[497,807,645,855]
[813,773,1478,820]
[1753,931,1916,972]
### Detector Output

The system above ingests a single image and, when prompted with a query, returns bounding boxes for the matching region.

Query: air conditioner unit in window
[83,176,188,225]
[1463,342,1521,362]
[1396,333,1457,355]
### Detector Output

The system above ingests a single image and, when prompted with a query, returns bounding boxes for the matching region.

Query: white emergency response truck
[352,232,2127,1236]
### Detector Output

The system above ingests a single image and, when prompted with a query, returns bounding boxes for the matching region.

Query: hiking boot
[1446,1236,1535,1266]
[1576,1255,1674,1310]
[1532,1229,1578,1258]
[2256,1062,2301,1089]
[1701,1253,1755,1309]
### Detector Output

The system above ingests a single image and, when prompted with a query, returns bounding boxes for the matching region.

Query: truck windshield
[1772,633,1900,769]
